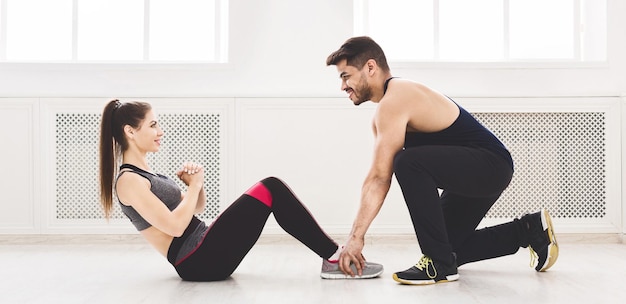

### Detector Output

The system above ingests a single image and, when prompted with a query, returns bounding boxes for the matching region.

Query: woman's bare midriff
[139,226,174,257]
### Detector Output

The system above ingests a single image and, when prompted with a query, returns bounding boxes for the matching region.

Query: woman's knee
[260,176,282,187]
[259,176,290,193]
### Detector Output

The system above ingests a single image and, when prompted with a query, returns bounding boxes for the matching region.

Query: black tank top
[404,105,513,169]
[384,78,513,169]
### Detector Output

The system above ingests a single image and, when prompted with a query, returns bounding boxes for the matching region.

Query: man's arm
[339,95,409,276]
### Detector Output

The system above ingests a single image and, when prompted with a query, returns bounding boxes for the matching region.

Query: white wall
[0,0,623,98]
[0,0,624,235]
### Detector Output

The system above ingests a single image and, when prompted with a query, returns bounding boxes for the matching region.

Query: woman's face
[130,110,164,153]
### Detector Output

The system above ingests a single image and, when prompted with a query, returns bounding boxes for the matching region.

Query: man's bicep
[370,131,405,179]
[371,109,407,172]
[375,106,407,153]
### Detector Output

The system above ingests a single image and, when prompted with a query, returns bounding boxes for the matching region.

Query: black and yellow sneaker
[522,209,559,272]
[392,255,459,285]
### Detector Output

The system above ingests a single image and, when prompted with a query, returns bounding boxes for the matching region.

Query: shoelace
[415,256,437,279]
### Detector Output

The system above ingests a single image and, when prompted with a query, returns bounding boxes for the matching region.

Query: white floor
[1,234,625,304]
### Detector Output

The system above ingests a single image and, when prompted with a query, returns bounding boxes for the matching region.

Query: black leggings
[393,145,524,266]
[169,177,338,281]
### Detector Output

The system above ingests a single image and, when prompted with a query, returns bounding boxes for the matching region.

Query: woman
[98,99,383,281]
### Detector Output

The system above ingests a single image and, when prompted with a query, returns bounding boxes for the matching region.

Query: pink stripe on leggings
[244,182,273,207]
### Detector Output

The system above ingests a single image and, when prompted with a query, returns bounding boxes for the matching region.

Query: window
[0,0,228,62]
[354,0,606,63]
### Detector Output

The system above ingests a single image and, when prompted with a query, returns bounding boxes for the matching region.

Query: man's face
[335,59,372,106]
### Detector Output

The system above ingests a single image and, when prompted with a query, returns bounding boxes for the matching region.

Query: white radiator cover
[54,112,223,221]
[7,96,620,234]
[474,112,606,220]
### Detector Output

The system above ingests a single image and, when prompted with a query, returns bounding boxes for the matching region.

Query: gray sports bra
[116,164,183,231]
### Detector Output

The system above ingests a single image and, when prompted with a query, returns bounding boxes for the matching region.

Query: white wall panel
[622,95,626,235]
[235,98,413,234]
[0,99,38,233]
[0,97,622,235]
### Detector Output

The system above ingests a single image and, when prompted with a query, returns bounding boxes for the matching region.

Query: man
[326,36,558,285]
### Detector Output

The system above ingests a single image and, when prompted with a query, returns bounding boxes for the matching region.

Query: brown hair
[326,36,390,72]
[99,99,152,218]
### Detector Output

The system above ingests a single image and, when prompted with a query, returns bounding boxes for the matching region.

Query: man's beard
[352,79,372,106]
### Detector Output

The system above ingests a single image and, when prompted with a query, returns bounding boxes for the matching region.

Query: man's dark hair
[326,36,389,72]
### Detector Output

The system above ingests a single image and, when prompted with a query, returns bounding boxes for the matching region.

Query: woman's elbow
[167,222,188,238]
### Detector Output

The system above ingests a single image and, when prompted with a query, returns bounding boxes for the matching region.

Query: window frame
[0,0,229,65]
[354,0,607,69]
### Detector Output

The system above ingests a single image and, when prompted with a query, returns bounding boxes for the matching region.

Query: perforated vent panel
[54,110,607,223]
[55,113,222,221]
[473,112,606,219]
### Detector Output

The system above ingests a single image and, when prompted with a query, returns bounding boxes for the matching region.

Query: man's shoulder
[380,81,430,107]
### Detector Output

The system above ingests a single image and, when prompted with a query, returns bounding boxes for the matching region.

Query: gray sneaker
[320,259,383,279]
